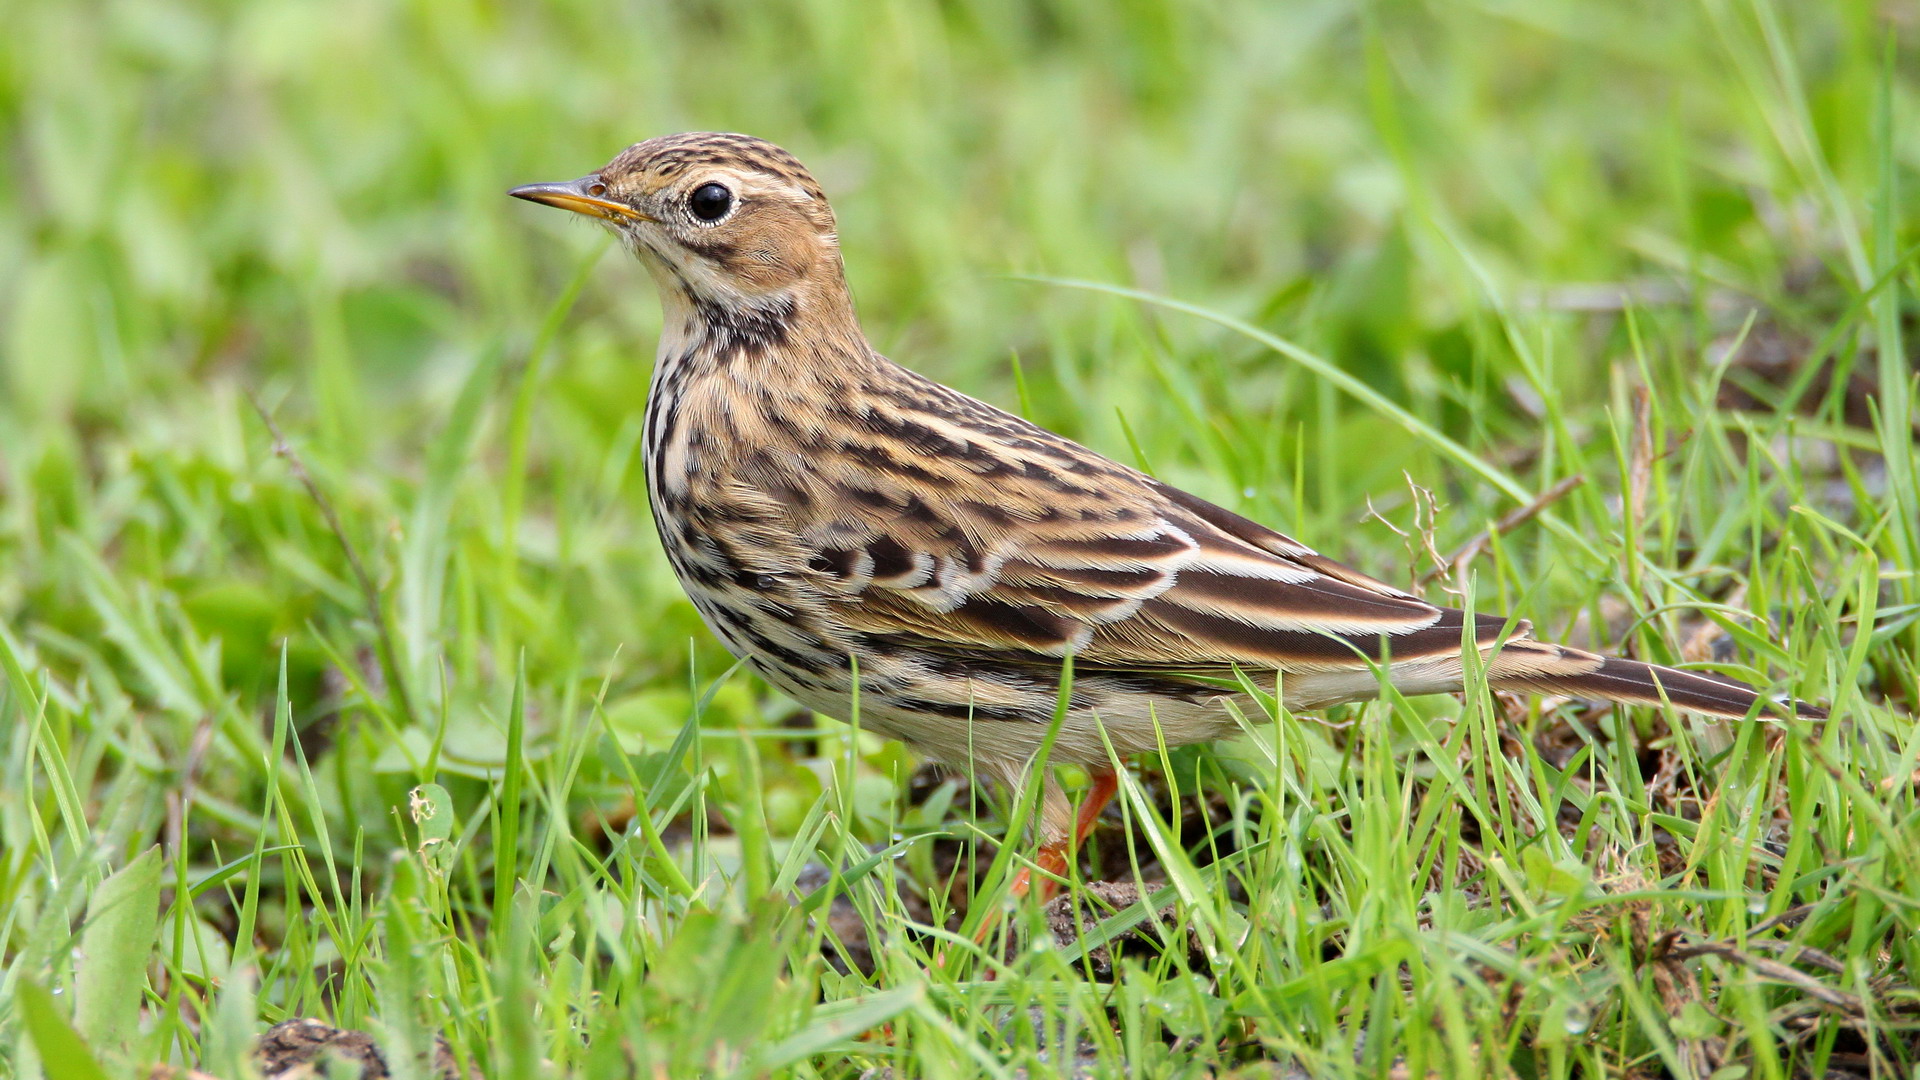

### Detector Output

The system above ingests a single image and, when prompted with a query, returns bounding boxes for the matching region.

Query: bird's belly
[846,682,1246,775]
[738,632,1248,776]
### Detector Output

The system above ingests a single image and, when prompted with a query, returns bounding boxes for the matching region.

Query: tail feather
[1487,641,1825,721]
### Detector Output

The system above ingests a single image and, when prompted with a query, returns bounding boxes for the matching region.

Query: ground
[2,0,1917,1077]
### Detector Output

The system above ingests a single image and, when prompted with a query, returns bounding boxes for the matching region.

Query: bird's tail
[1485,640,1826,720]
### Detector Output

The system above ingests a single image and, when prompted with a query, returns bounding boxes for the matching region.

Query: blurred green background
[1,0,1915,1075]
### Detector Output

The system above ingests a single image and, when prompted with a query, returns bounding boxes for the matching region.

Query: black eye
[689,183,732,222]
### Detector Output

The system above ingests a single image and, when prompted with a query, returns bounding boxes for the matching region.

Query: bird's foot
[971,767,1120,947]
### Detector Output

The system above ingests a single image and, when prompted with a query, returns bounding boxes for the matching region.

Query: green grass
[2,0,1917,1076]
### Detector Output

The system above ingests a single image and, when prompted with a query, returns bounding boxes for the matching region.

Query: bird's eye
[688,183,732,222]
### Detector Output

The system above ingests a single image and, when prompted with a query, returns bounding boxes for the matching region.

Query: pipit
[512,133,1824,895]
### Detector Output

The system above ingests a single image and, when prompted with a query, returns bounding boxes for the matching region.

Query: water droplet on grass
[1562,1004,1590,1035]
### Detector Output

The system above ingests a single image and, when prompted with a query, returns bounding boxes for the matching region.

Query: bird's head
[511,133,847,325]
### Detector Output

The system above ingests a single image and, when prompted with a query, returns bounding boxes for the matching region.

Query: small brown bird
[512,133,1823,893]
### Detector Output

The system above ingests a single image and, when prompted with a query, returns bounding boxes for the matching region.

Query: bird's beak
[508,177,654,224]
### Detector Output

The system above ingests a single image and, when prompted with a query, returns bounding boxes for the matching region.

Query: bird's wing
[811,475,1516,675]
[775,376,1521,677]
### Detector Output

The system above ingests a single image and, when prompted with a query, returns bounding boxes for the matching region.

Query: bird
[510,132,1825,897]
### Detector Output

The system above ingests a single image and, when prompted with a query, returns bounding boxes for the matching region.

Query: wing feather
[756,365,1529,686]
[808,480,1516,678]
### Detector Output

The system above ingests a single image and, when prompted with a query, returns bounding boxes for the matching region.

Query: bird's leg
[1007,766,1119,903]
[969,767,1120,956]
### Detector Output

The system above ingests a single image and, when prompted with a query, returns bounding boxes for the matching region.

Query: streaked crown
[605,132,830,206]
